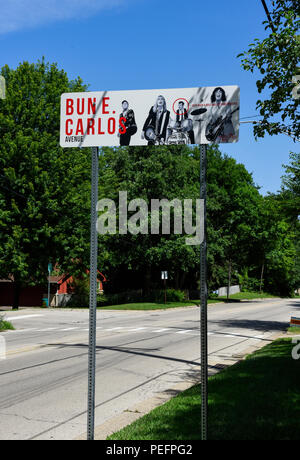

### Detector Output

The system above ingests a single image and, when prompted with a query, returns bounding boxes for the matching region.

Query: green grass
[107,339,300,440]
[217,291,278,301]
[0,316,14,332]
[288,326,300,334]
[97,292,279,310]
[99,300,205,310]
[98,298,232,310]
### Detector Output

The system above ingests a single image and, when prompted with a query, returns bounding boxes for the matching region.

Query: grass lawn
[99,300,218,310]
[288,327,300,334]
[107,339,300,440]
[217,291,279,301]
[98,292,278,310]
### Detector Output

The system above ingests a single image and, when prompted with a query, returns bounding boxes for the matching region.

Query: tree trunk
[260,262,265,294]
[227,260,232,301]
[143,266,151,296]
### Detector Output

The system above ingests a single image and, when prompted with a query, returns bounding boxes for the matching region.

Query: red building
[0,271,107,307]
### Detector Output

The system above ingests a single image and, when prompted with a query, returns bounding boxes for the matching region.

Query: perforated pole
[87,146,99,440]
[200,144,208,441]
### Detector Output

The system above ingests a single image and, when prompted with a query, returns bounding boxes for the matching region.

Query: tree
[96,144,265,296]
[0,60,91,308]
[281,151,300,217]
[97,144,200,294]
[238,0,300,139]
[206,147,264,293]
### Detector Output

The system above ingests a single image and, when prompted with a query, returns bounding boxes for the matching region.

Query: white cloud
[0,0,125,34]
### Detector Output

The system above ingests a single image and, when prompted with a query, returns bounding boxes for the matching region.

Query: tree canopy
[238,0,300,139]
[0,58,298,307]
[0,60,91,307]
[96,144,297,296]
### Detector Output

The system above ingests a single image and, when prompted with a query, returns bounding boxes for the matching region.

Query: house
[49,271,107,306]
[0,271,107,307]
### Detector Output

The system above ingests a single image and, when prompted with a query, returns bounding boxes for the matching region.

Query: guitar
[144,125,165,144]
[205,106,239,142]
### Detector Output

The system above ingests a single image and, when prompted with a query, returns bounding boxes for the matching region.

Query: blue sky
[0,0,297,195]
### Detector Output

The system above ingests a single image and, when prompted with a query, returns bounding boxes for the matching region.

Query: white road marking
[6,314,44,321]
[2,325,269,341]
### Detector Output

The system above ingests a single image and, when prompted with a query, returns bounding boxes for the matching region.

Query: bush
[148,289,187,303]
[0,315,14,331]
[67,277,89,307]
[97,289,187,307]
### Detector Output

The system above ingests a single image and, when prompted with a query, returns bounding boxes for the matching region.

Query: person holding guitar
[142,95,171,145]
[205,87,238,143]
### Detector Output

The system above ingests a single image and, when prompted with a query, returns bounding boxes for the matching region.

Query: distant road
[0,298,296,440]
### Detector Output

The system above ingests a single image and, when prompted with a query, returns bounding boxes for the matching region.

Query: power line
[239,120,300,142]
[260,0,276,33]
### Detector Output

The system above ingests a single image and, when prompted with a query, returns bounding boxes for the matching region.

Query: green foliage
[238,0,300,139]
[0,59,298,304]
[97,288,187,307]
[0,59,91,306]
[96,144,298,297]
[0,315,14,331]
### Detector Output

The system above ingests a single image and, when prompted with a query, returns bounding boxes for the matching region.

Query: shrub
[0,315,14,331]
[97,289,187,307]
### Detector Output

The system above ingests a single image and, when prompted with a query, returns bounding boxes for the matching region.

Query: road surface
[0,298,297,440]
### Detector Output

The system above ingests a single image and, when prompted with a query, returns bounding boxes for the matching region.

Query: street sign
[60,84,240,442]
[60,86,240,148]
[161,271,168,280]
[0,76,5,100]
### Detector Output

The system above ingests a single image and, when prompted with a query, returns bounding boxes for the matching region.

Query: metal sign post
[87,146,99,440]
[200,144,208,441]
[161,271,168,304]
[47,263,52,308]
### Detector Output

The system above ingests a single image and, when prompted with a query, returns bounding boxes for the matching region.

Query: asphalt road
[0,298,298,440]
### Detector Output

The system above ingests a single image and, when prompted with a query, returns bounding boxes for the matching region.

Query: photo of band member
[175,100,195,144]
[205,87,238,143]
[118,100,137,146]
[142,95,171,145]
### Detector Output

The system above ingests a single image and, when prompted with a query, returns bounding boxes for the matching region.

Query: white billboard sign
[60,86,240,147]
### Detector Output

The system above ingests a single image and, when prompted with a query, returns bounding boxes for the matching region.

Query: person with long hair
[205,87,235,143]
[142,95,171,145]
